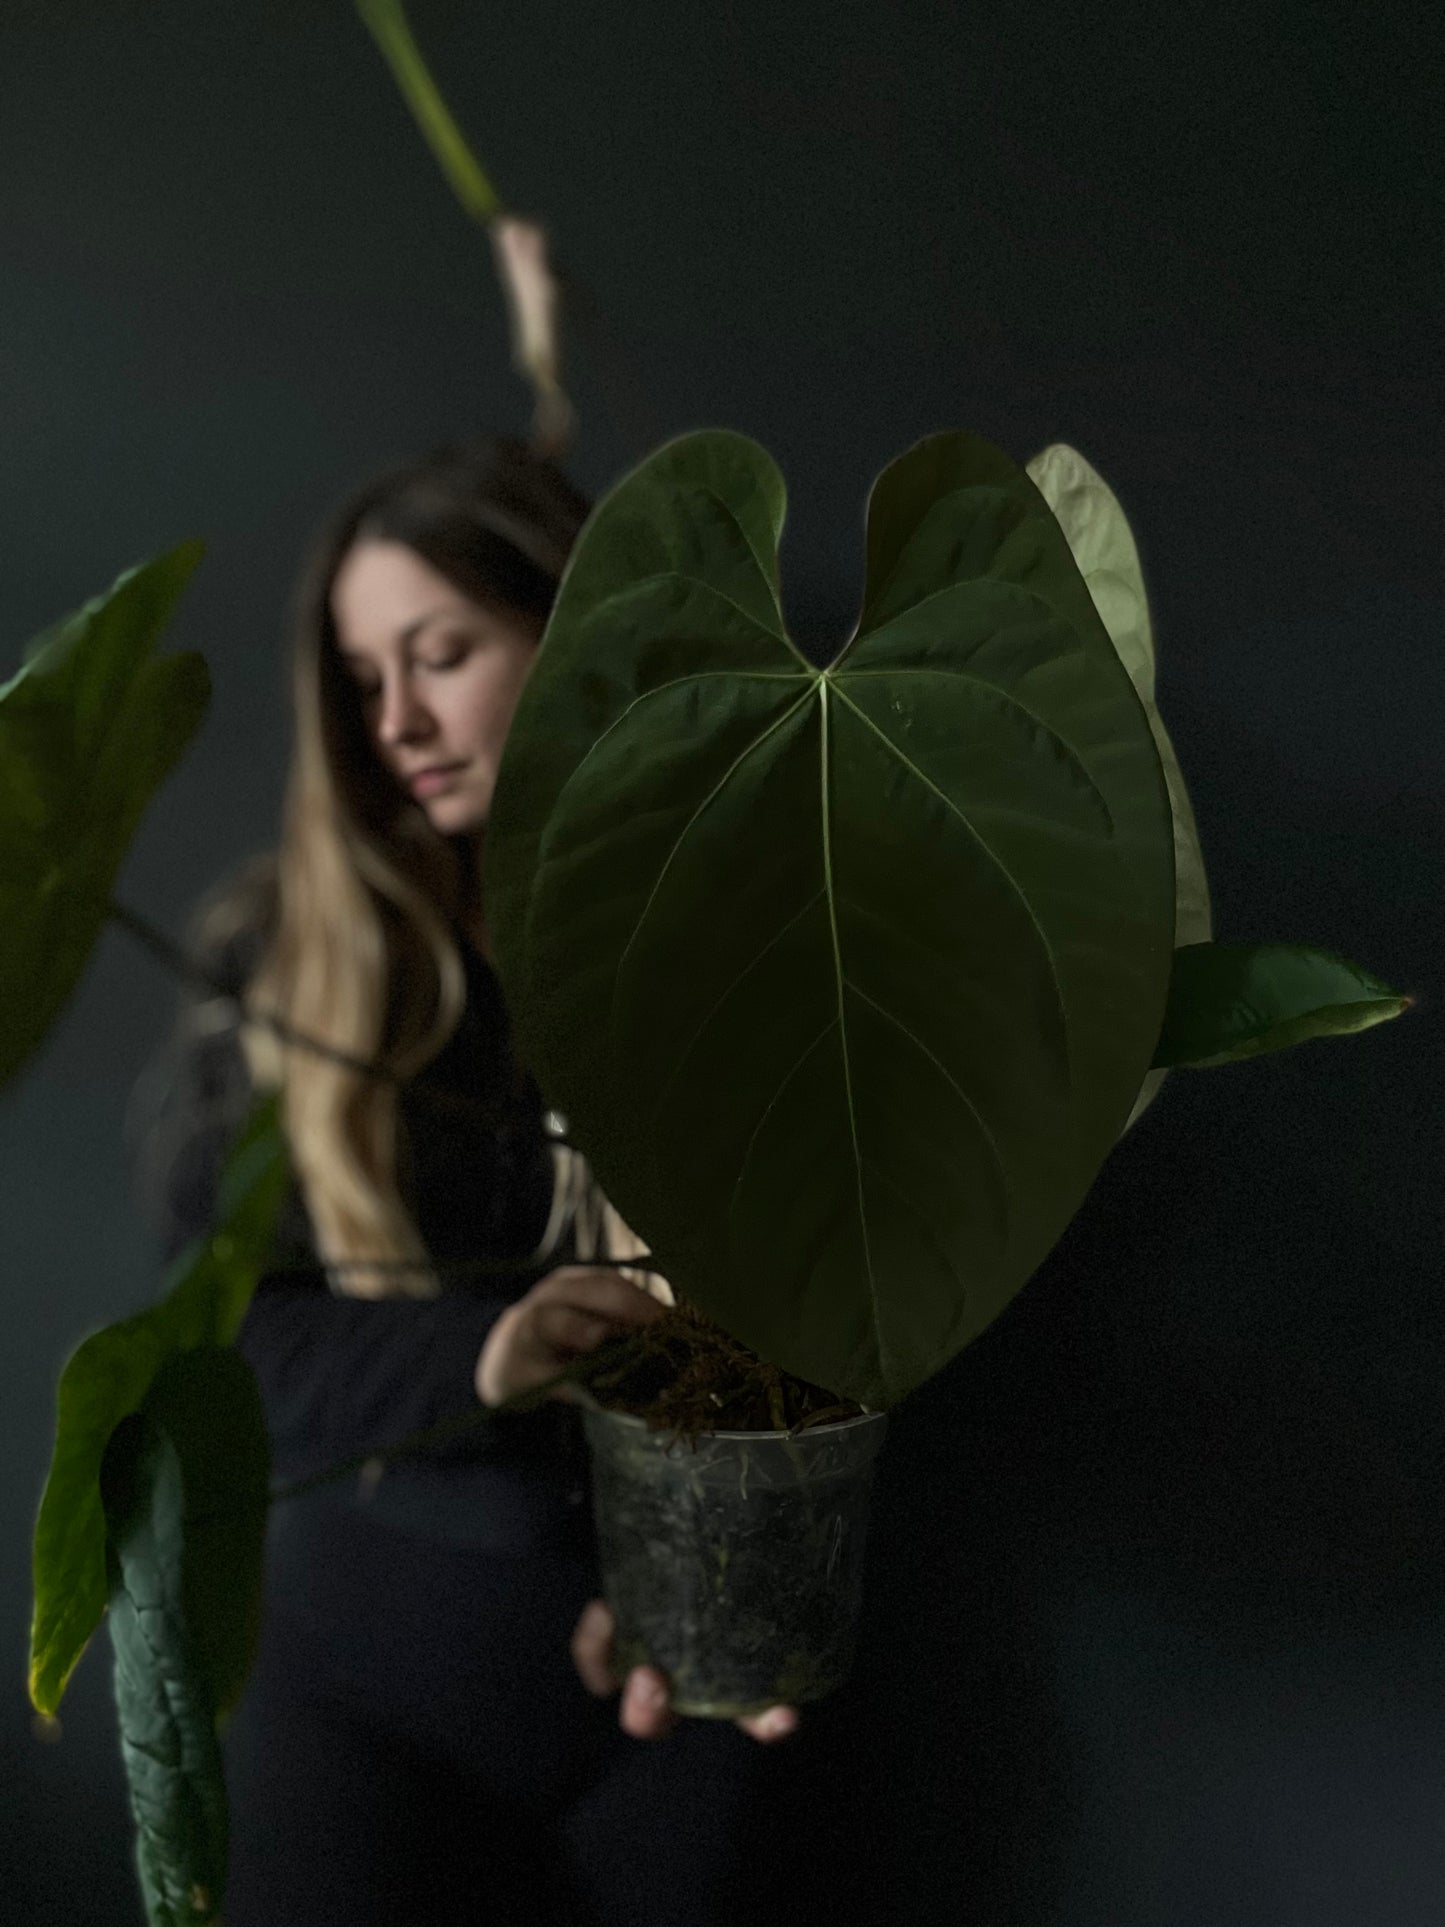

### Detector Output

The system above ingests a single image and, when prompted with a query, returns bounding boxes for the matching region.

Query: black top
[139,891,594,1552]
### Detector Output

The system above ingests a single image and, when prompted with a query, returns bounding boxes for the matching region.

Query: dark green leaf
[0,543,208,1089]
[488,430,1177,1407]
[141,1348,271,1722]
[30,1100,287,1714]
[102,1348,269,1926]
[1153,942,1412,1068]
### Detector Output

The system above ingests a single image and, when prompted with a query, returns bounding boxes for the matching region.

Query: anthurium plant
[485,427,1408,1408]
[6,436,1408,1923]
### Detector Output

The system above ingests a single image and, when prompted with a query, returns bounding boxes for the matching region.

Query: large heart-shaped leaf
[1026,442,1212,1132]
[1154,942,1411,1067]
[101,1347,270,1927]
[0,543,208,1090]
[30,1101,287,1715]
[488,431,1177,1407]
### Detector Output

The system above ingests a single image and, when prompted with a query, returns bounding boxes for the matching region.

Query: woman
[142,434,795,1926]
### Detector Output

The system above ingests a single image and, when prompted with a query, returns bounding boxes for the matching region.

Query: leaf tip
[27,1652,60,1718]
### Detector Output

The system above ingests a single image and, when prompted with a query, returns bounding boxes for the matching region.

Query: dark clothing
[145,897,771,1925]
[222,942,589,1547]
[222,1486,763,1927]
[152,916,577,1508]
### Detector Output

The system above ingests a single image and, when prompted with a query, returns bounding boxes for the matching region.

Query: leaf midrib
[819,678,887,1397]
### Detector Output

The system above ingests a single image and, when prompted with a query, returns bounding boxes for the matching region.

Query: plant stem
[264,1254,663,1287]
[108,898,583,1149]
[354,0,502,225]
[108,897,404,1084]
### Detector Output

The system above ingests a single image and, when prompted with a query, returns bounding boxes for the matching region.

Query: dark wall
[2,3,1440,1922]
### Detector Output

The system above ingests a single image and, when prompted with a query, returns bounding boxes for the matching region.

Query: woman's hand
[475,1265,664,1408]
[570,1598,799,1744]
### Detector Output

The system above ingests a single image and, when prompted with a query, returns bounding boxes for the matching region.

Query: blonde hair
[245,436,591,1296]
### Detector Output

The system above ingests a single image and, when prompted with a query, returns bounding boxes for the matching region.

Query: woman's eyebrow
[337,607,463,663]
[395,607,461,648]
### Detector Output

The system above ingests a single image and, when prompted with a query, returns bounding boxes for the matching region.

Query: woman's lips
[408,763,466,798]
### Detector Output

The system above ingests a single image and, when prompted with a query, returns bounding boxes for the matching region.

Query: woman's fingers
[569,1598,798,1744]
[478,1267,664,1405]
[570,1598,617,1697]
[619,1666,679,1740]
[534,1303,616,1357]
[570,1600,677,1738]
[534,1266,668,1327]
[529,1269,663,1394]
[736,1705,799,1743]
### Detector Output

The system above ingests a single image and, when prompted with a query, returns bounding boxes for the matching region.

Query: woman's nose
[375,674,433,746]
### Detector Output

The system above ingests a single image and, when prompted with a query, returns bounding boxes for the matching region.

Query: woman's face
[329,539,542,839]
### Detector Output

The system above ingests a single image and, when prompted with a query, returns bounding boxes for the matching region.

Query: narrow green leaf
[29,1101,287,1715]
[488,430,1177,1407]
[1154,942,1413,1068]
[102,1348,269,1927]
[355,0,502,224]
[0,543,208,1089]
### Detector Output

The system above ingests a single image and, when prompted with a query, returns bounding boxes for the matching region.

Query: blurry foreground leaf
[354,0,572,446]
[0,543,208,1088]
[30,1101,287,1714]
[101,1347,269,1927]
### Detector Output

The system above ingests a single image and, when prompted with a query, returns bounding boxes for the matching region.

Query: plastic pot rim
[579,1398,885,1444]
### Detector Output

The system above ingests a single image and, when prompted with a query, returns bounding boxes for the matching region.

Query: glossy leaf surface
[1154,942,1411,1068]
[102,1347,270,1926]
[0,544,208,1089]
[30,1102,287,1714]
[488,431,1177,1406]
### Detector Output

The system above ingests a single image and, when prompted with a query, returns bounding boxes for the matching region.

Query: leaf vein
[828,678,1071,1088]
[649,888,828,1133]
[836,665,1115,834]
[611,685,818,995]
[729,1016,839,1214]
[843,976,1010,1223]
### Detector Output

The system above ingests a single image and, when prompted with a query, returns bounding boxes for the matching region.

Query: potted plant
[474,422,1409,1719]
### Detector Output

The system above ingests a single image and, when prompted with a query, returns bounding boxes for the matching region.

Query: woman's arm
[236,1280,517,1485]
[134,975,522,1484]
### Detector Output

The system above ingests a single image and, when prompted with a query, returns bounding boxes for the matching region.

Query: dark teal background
[2,2,1441,1920]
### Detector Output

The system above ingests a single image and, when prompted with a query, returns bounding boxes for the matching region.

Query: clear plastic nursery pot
[582,1403,888,1718]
